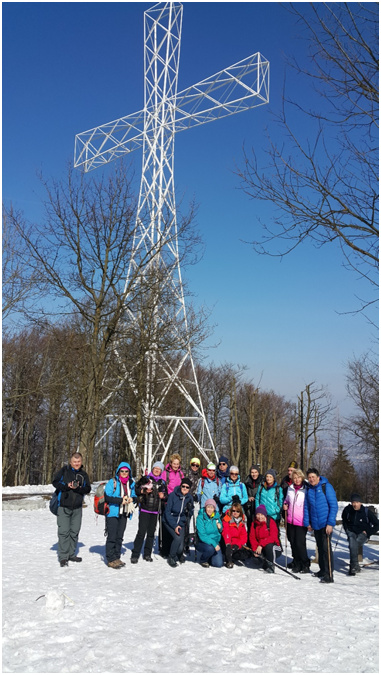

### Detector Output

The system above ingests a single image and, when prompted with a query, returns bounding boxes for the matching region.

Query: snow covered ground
[2,486,379,673]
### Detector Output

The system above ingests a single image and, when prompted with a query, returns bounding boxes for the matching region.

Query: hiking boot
[118,560,126,567]
[299,565,310,574]
[69,556,82,562]
[130,557,139,564]
[200,561,210,568]
[107,560,121,569]
[287,561,294,569]
[292,563,302,573]
[167,557,178,568]
[348,568,356,576]
[225,562,234,569]
[320,576,334,584]
[178,555,186,564]
[313,570,325,578]
[143,555,153,562]
[265,564,275,574]
[355,565,361,573]
[60,560,68,567]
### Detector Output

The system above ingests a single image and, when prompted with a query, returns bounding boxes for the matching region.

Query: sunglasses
[120,470,129,474]
[231,510,240,513]
[230,472,238,476]
[219,462,227,465]
[181,485,190,490]
[191,463,199,466]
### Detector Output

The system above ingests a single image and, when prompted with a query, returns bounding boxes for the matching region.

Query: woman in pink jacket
[283,469,310,573]
[162,453,184,494]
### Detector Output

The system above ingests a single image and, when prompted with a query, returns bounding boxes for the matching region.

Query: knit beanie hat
[265,469,276,480]
[289,461,298,469]
[205,498,217,510]
[190,457,201,466]
[350,493,362,503]
[207,462,216,471]
[181,477,192,488]
[256,505,267,516]
[152,461,165,472]
[250,464,261,472]
[230,465,239,473]
[218,455,229,465]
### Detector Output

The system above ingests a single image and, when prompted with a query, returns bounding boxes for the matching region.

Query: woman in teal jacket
[255,469,283,526]
[196,499,223,568]
[104,462,136,568]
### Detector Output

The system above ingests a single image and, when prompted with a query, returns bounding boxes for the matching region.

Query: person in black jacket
[131,462,167,563]
[280,461,298,498]
[163,478,194,567]
[52,452,91,567]
[244,464,263,540]
[342,493,379,576]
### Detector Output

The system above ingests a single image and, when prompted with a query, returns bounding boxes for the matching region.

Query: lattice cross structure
[74,1,269,470]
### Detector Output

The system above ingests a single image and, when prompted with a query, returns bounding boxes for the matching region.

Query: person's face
[207,469,216,479]
[352,501,362,511]
[180,484,190,495]
[308,473,319,486]
[205,504,215,516]
[70,456,82,470]
[293,474,303,486]
[152,467,161,477]
[190,462,199,473]
[171,459,180,471]
[119,468,129,478]
[251,468,259,480]
[219,461,228,471]
[265,473,274,486]
[256,513,266,523]
[230,471,239,482]
[288,467,294,477]
[231,507,240,517]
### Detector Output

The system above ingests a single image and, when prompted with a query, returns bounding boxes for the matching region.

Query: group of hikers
[52,451,379,583]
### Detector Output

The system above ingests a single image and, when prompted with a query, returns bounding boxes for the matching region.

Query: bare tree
[297,382,333,470]
[238,3,378,305]
[346,353,379,472]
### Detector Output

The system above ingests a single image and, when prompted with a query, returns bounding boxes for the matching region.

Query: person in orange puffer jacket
[249,504,282,573]
[222,503,251,568]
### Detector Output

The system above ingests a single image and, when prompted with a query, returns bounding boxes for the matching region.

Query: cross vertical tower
[75,1,269,470]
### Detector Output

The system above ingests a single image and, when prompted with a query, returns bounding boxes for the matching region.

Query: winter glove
[231,495,241,503]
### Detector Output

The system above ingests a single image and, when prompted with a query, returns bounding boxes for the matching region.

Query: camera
[72,480,79,489]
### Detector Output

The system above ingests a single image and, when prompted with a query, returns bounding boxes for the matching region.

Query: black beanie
[350,493,362,503]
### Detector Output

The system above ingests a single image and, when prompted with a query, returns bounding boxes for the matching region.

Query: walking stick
[243,546,301,580]
[327,530,333,581]
[333,524,343,552]
[284,518,288,569]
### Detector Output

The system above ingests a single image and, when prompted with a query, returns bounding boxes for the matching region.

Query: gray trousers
[57,506,82,562]
[347,531,368,568]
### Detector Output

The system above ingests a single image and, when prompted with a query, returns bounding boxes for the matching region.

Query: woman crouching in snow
[222,502,251,568]
[249,504,282,573]
[195,498,224,568]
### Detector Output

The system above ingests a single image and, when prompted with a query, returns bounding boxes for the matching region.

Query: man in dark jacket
[217,455,230,484]
[52,451,91,567]
[280,461,298,498]
[163,478,194,567]
[342,493,379,576]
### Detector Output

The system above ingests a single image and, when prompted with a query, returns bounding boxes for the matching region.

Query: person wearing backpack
[304,468,338,584]
[131,462,167,564]
[342,493,379,576]
[249,504,282,573]
[196,462,222,509]
[219,466,248,514]
[254,470,283,529]
[243,464,263,538]
[52,451,91,567]
[104,462,136,569]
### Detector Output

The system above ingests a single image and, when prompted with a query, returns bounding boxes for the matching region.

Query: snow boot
[167,557,178,568]
[200,561,210,568]
[225,562,234,569]
[107,560,122,569]
[265,564,275,573]
[320,575,334,583]
[69,556,82,562]
[313,570,325,578]
[60,560,68,567]
[130,556,139,564]
[348,568,356,576]
[143,555,153,562]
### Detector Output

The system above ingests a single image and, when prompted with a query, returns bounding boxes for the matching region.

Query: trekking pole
[361,560,378,568]
[327,531,333,581]
[158,500,163,553]
[284,518,288,569]
[333,524,343,552]
[243,546,300,580]
[193,512,197,563]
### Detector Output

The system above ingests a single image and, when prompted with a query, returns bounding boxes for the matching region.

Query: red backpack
[94,479,116,516]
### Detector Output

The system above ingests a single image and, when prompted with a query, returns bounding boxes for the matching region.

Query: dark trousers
[132,511,158,558]
[225,544,251,565]
[105,515,128,563]
[57,506,82,562]
[195,541,224,567]
[163,522,186,560]
[314,527,333,579]
[286,524,309,567]
[159,515,172,555]
[262,543,282,565]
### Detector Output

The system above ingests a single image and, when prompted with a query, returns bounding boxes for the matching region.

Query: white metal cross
[75,2,269,470]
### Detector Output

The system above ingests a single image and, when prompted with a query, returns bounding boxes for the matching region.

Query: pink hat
[205,499,217,510]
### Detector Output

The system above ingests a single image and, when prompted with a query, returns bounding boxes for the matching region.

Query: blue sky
[3,2,377,417]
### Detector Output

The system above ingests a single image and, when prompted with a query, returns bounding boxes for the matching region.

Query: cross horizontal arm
[74,52,269,172]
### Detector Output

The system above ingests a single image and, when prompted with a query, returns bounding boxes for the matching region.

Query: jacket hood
[115,461,132,479]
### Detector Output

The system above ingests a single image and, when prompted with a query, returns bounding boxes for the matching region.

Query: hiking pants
[57,506,82,562]
[262,543,282,566]
[105,514,128,563]
[132,511,158,558]
[225,544,251,565]
[347,530,367,569]
[195,541,224,567]
[314,527,333,579]
[286,523,309,568]
[163,522,186,560]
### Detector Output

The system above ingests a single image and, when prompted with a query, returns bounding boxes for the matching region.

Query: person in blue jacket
[163,478,194,567]
[196,463,222,508]
[104,462,136,569]
[219,466,248,514]
[196,499,224,568]
[304,468,338,584]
